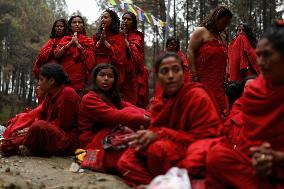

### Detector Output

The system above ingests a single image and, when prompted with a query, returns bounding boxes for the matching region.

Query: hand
[250,142,274,177]
[127,130,157,151]
[100,27,106,42]
[125,38,130,48]
[71,34,78,45]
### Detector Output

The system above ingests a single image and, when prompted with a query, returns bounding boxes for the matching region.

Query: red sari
[22,85,80,156]
[119,31,146,105]
[33,38,61,80]
[154,50,190,98]
[78,91,148,172]
[55,34,95,91]
[206,75,284,189]
[93,33,127,84]
[195,39,227,113]
[118,83,222,186]
[228,34,260,82]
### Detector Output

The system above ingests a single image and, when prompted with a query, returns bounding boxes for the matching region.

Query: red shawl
[150,83,222,145]
[195,39,227,113]
[93,33,126,84]
[228,34,260,82]
[55,34,95,91]
[239,75,284,154]
[33,38,61,80]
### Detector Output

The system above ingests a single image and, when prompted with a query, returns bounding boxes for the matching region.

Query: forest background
[0,0,283,124]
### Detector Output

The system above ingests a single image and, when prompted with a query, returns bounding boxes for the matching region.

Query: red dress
[22,85,80,156]
[33,38,62,80]
[117,83,222,186]
[78,91,148,172]
[228,34,260,82]
[93,33,127,84]
[195,39,227,113]
[206,75,284,189]
[55,34,95,91]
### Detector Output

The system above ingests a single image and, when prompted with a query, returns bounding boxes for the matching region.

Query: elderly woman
[33,19,67,79]
[206,23,284,189]
[54,15,95,94]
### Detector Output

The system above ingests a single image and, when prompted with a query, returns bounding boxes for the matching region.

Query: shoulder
[60,86,80,100]
[181,83,213,101]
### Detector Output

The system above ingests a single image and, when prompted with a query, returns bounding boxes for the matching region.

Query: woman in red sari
[187,6,232,114]
[54,15,95,94]
[33,19,67,80]
[206,24,284,189]
[117,52,222,187]
[1,63,80,156]
[78,63,150,173]
[121,11,149,108]
[228,23,260,82]
[93,10,128,99]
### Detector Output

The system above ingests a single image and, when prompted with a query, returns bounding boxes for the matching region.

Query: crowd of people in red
[1,6,284,189]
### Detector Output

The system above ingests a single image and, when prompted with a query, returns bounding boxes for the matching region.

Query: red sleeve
[128,36,144,73]
[79,37,95,73]
[151,87,221,144]
[80,93,146,128]
[178,50,190,82]
[33,39,56,79]
[108,35,126,65]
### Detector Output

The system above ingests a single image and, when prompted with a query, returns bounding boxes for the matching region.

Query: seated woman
[206,24,284,189]
[54,15,95,94]
[78,63,150,173]
[1,63,80,156]
[93,10,128,99]
[117,52,222,186]
[33,19,67,80]
[228,23,260,82]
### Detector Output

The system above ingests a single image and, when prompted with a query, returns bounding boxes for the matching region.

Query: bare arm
[187,28,205,82]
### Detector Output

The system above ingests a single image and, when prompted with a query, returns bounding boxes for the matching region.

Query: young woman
[228,23,260,82]
[121,11,149,107]
[118,52,222,187]
[54,15,95,94]
[187,6,232,114]
[206,24,284,189]
[93,10,127,99]
[33,19,67,80]
[21,63,80,156]
[78,63,149,173]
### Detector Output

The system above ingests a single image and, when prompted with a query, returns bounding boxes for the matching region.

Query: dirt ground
[0,155,132,189]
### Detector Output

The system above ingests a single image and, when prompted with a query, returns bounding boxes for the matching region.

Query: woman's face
[237,25,245,36]
[215,16,231,32]
[55,21,65,37]
[101,12,112,30]
[71,17,84,33]
[122,14,133,32]
[157,56,184,97]
[38,75,53,94]
[96,68,115,92]
[166,40,178,52]
[256,38,284,86]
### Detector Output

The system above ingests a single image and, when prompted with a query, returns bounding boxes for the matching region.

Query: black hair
[90,63,122,109]
[96,9,120,40]
[237,23,257,48]
[122,11,138,31]
[39,63,71,86]
[166,37,180,51]
[263,24,284,57]
[50,19,68,38]
[67,15,87,35]
[225,81,242,109]
[155,52,184,74]
[200,6,233,32]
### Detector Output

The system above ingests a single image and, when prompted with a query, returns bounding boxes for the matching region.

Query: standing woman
[228,23,260,82]
[54,15,95,94]
[187,6,232,114]
[121,11,149,108]
[93,10,127,98]
[33,19,67,80]
[78,64,149,173]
